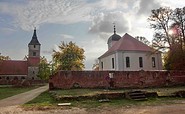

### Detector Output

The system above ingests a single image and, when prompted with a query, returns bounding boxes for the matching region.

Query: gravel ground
[1,102,185,114]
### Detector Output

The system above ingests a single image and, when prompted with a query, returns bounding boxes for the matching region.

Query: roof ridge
[99,33,153,59]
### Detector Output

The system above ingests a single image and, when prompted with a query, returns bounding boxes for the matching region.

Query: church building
[98,26,163,71]
[0,28,41,80]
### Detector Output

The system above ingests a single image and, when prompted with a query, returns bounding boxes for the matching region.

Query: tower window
[139,57,143,68]
[33,52,36,56]
[34,45,36,48]
[112,58,114,69]
[152,57,156,67]
[126,57,130,68]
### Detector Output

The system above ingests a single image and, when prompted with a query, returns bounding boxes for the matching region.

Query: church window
[34,45,36,48]
[33,52,36,56]
[126,57,130,68]
[139,57,143,68]
[152,57,156,67]
[112,58,114,69]
[101,62,103,69]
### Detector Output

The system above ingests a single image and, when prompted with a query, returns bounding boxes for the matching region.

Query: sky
[0,0,185,70]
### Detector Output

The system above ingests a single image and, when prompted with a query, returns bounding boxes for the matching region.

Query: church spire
[33,27,37,39]
[28,27,40,45]
[113,23,116,34]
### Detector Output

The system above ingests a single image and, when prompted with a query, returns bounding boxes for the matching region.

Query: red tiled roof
[0,60,28,75]
[28,57,40,66]
[99,33,153,58]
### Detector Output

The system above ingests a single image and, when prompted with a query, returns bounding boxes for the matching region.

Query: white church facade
[98,27,163,71]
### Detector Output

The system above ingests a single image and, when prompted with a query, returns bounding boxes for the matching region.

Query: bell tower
[28,28,41,80]
[28,27,41,58]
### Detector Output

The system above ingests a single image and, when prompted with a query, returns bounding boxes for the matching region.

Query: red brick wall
[49,71,185,89]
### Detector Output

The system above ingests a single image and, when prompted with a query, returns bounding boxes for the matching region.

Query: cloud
[89,11,129,39]
[137,0,161,15]
[0,0,92,31]
[59,34,74,39]
[0,0,152,33]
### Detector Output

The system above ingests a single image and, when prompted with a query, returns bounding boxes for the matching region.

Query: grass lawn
[0,86,39,100]
[24,86,185,109]
[25,91,185,109]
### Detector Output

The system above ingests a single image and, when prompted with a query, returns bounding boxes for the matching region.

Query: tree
[135,36,150,46]
[148,7,173,51]
[0,53,11,60]
[92,59,99,71]
[37,56,51,80]
[172,7,185,44]
[149,7,185,70]
[52,41,85,71]
[164,45,185,70]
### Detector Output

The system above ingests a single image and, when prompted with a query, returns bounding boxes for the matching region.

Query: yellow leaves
[52,41,85,71]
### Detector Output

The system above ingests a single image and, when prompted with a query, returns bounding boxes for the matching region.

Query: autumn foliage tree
[149,7,185,70]
[52,41,85,71]
[0,53,11,60]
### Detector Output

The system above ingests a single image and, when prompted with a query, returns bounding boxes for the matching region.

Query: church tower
[107,24,121,49]
[28,28,41,80]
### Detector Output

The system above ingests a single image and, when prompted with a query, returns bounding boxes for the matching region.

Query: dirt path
[0,84,48,107]
[1,103,185,114]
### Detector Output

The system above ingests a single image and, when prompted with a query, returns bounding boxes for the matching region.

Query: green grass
[25,90,185,109]
[24,86,185,110]
[26,91,57,106]
[0,86,39,100]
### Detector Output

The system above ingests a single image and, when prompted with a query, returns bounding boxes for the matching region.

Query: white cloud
[159,0,185,9]
[59,34,74,39]
[0,0,92,31]
[89,11,129,39]
[82,37,107,69]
